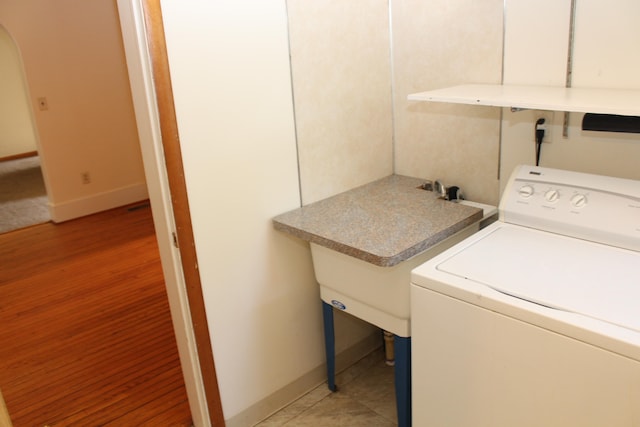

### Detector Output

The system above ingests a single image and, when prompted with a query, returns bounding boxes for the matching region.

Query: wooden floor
[0,203,193,426]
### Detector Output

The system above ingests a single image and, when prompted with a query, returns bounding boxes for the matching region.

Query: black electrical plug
[536,118,546,142]
[535,118,546,166]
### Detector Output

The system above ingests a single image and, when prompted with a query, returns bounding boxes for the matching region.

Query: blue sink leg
[394,335,411,427]
[322,301,337,392]
[322,301,411,425]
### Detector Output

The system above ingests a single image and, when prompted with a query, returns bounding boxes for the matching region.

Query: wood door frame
[139,1,225,426]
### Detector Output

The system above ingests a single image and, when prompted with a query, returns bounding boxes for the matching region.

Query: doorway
[0,3,204,424]
[0,25,50,233]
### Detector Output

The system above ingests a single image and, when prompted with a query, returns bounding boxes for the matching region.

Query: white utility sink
[312,201,496,337]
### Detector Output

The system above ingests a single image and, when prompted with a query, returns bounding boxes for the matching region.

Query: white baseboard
[48,182,149,223]
[224,331,382,427]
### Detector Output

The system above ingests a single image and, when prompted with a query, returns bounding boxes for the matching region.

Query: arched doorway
[0,24,50,233]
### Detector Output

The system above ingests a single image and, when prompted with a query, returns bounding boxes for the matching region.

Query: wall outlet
[81,172,91,184]
[535,111,555,143]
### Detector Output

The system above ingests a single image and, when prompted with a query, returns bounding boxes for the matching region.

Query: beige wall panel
[288,0,394,205]
[393,0,504,205]
[500,0,640,189]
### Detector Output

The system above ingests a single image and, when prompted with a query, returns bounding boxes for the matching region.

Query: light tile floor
[255,347,397,426]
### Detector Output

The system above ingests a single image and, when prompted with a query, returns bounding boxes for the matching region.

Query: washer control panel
[501,165,640,251]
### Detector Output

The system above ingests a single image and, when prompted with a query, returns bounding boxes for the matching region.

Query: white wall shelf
[408,84,640,116]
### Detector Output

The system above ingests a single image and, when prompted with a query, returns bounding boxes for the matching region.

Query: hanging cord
[535,118,546,166]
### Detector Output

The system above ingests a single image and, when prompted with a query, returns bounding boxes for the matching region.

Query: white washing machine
[411,165,640,427]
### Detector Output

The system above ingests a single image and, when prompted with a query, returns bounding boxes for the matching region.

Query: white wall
[0,1,147,221]
[0,26,37,158]
[500,0,640,189]
[159,1,329,424]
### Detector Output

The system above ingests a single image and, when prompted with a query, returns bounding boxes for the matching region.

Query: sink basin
[311,200,496,337]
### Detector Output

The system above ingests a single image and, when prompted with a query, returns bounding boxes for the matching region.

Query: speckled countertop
[272,175,483,267]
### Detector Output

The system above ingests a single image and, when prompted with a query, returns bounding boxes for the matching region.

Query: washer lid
[436,225,640,333]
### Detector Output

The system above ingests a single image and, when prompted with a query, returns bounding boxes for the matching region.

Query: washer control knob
[570,193,588,208]
[544,189,560,203]
[519,185,534,198]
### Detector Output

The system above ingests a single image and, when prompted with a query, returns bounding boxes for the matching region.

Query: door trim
[140,2,225,425]
[118,0,226,425]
